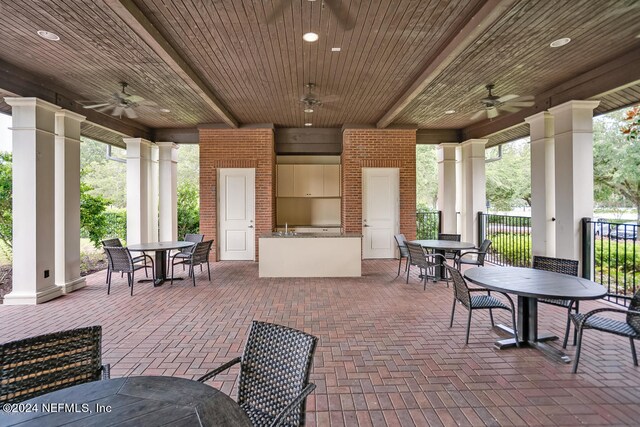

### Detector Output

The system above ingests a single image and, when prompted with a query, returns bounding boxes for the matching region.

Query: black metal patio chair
[532,255,580,348]
[104,246,155,296]
[394,233,410,277]
[170,240,213,286]
[198,321,318,427]
[406,241,446,289]
[570,289,640,373]
[101,238,153,282]
[0,326,109,404]
[446,264,519,346]
[455,239,492,270]
[170,233,205,270]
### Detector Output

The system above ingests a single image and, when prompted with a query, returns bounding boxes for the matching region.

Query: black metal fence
[478,212,532,267]
[416,210,441,239]
[583,218,638,307]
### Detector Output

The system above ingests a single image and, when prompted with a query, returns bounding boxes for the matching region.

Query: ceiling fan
[267,0,356,30]
[79,82,156,119]
[469,84,534,120]
[299,83,338,112]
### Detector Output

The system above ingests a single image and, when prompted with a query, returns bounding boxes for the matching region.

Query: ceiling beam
[0,58,152,141]
[376,0,517,128]
[462,47,640,140]
[105,0,238,129]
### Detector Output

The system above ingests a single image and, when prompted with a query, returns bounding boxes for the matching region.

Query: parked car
[609,222,638,240]
[594,218,613,237]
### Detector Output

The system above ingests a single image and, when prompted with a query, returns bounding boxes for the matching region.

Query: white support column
[149,144,159,242]
[437,143,458,233]
[548,100,600,262]
[525,111,556,258]
[124,137,152,245]
[4,98,62,304]
[54,110,86,294]
[157,142,179,241]
[459,139,488,245]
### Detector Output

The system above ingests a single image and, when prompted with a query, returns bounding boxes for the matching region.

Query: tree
[80,182,111,248]
[177,182,200,237]
[593,109,640,221]
[415,145,438,210]
[485,139,531,212]
[0,152,12,248]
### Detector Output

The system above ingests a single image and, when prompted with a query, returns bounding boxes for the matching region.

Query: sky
[0,113,10,152]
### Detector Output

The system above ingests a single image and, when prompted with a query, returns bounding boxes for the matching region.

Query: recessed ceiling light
[304,108,314,113]
[37,30,60,41]
[445,110,456,115]
[159,108,171,113]
[303,32,319,42]
[304,122,313,127]
[549,37,571,48]
[331,47,341,52]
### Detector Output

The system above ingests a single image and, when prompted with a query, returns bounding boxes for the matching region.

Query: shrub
[177,182,200,237]
[79,183,111,249]
[103,208,127,241]
[487,233,532,267]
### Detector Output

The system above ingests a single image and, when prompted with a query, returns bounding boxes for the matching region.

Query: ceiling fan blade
[487,108,499,119]
[97,105,114,113]
[112,106,124,117]
[511,94,534,102]
[324,0,356,30]
[124,95,145,103]
[497,94,519,103]
[500,105,521,113]
[469,110,486,121]
[266,0,290,24]
[124,108,138,119]
[82,102,112,109]
[138,100,157,106]
[505,101,535,107]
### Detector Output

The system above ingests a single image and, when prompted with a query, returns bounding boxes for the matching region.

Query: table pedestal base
[493,323,571,363]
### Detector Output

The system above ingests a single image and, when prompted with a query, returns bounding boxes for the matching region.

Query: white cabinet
[294,165,324,197]
[323,165,340,197]
[276,165,294,197]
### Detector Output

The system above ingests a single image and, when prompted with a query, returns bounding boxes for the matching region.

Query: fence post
[477,212,485,247]
[581,217,592,279]
[437,211,442,234]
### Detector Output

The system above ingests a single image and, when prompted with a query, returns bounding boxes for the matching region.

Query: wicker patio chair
[0,326,109,404]
[438,233,461,259]
[104,246,155,296]
[446,264,519,346]
[169,240,213,286]
[406,241,446,290]
[101,238,152,282]
[394,234,410,277]
[170,233,205,271]
[570,289,640,373]
[198,321,318,427]
[455,239,492,270]
[532,255,580,348]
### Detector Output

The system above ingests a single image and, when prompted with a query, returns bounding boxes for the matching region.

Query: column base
[57,276,87,294]
[3,285,64,305]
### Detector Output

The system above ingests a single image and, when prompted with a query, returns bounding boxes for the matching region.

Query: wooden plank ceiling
[0,0,639,144]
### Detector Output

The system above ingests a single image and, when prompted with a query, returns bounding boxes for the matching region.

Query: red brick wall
[342,129,417,240]
[199,128,275,261]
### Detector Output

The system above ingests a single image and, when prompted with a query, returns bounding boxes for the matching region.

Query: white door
[362,168,399,259]
[218,168,255,260]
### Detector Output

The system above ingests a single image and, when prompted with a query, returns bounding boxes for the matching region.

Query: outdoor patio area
[1,260,638,426]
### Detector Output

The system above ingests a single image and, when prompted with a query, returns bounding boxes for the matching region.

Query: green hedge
[594,239,640,294]
[487,233,532,267]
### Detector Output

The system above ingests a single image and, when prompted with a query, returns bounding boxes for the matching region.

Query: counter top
[261,232,362,238]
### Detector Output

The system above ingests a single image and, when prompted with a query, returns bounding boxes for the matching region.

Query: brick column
[525,111,555,257]
[548,100,600,262]
[4,97,62,304]
[54,110,86,294]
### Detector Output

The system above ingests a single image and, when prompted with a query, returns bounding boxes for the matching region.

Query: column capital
[55,109,86,122]
[123,137,154,147]
[156,141,179,150]
[437,143,458,162]
[524,111,553,124]
[4,97,61,112]
[548,100,600,115]
[460,138,488,147]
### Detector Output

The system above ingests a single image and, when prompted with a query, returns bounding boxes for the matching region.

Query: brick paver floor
[1,260,639,426]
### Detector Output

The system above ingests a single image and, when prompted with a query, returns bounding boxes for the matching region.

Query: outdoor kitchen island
[259,233,362,278]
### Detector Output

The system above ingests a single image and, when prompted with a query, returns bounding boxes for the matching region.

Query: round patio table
[128,241,194,286]
[464,266,606,363]
[7,376,251,427]
[411,239,475,279]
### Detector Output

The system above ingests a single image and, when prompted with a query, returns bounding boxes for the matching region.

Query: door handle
[248,225,254,228]
[363,224,370,227]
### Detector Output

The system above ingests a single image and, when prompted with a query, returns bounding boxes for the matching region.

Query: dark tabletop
[464,267,607,300]
[5,376,251,427]
[411,240,476,251]
[127,241,194,252]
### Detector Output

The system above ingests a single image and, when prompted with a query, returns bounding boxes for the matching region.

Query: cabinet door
[277,165,294,197]
[294,165,324,197]
[323,165,340,196]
